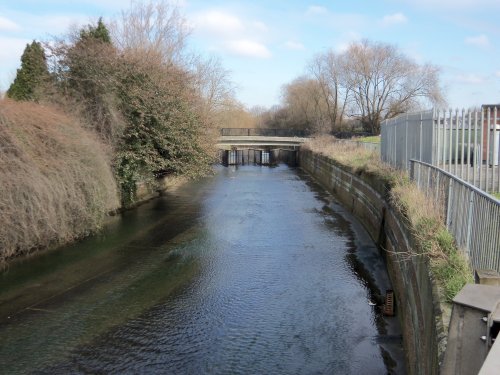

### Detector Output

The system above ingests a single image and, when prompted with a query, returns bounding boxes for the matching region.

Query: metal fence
[381,107,500,193]
[410,160,500,272]
[381,110,436,169]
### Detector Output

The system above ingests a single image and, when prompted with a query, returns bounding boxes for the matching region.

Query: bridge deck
[217,136,307,149]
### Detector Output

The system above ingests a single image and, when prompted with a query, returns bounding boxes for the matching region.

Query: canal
[0,165,405,374]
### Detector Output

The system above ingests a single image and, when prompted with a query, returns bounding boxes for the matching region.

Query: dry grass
[303,135,397,181]
[0,99,119,264]
[305,135,473,302]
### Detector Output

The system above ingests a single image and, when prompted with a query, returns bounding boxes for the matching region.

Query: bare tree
[282,76,330,134]
[214,99,255,129]
[110,0,190,65]
[191,55,235,121]
[308,51,352,132]
[341,40,445,134]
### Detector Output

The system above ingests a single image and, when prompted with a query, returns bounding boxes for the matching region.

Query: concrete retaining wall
[300,149,446,375]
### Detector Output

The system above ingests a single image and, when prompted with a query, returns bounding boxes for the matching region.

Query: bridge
[216,128,309,166]
[217,128,308,150]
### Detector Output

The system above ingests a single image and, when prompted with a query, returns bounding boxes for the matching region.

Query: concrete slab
[475,269,500,286]
[479,338,500,375]
[453,284,500,312]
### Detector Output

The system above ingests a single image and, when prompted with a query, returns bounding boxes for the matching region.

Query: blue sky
[1,0,499,109]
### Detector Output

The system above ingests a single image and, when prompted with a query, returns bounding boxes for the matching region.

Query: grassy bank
[0,99,119,265]
[355,135,381,143]
[303,136,473,303]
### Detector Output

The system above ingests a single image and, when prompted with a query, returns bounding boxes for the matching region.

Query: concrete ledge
[480,338,500,375]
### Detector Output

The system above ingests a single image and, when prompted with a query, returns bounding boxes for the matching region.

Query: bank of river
[0,165,405,374]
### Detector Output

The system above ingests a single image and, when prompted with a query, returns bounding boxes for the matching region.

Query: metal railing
[381,107,500,193]
[381,110,436,169]
[410,160,500,272]
[220,128,308,137]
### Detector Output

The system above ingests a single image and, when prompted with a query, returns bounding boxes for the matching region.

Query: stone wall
[300,149,445,375]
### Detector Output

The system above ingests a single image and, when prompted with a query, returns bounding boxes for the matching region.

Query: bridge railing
[219,128,308,137]
[410,159,500,273]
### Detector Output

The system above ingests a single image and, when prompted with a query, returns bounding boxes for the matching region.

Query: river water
[0,165,405,374]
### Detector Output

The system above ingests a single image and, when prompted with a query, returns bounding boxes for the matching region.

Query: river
[0,165,405,374]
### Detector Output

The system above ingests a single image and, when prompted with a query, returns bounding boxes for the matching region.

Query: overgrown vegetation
[304,136,473,301]
[0,99,119,263]
[1,1,235,263]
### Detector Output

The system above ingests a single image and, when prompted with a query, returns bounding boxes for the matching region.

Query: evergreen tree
[7,41,49,102]
[79,17,111,44]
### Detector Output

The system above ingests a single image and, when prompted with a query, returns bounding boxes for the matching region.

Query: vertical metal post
[436,171,441,207]
[454,109,459,176]
[405,114,409,170]
[486,107,491,192]
[448,109,453,172]
[436,109,442,167]
[446,178,454,229]
[473,110,478,187]
[461,109,465,179]
[494,107,499,192]
[440,111,446,169]
[419,112,423,162]
[467,109,472,183]
[480,109,485,190]
[497,106,500,192]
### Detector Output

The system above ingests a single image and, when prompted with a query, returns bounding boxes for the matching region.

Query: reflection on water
[0,165,404,374]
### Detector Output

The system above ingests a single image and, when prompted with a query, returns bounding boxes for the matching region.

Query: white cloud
[495,71,500,78]
[455,73,486,84]
[380,13,407,26]
[306,5,328,16]
[284,40,305,51]
[193,10,244,36]
[0,16,21,32]
[226,40,271,59]
[464,34,490,48]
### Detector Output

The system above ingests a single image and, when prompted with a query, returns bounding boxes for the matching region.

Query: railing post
[419,111,423,162]
[405,114,409,170]
[446,178,454,229]
[486,107,491,192]
[466,191,475,258]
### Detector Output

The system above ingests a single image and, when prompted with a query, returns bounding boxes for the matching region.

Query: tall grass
[0,99,119,264]
[304,136,473,302]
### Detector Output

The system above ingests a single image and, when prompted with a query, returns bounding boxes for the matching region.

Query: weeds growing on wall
[0,99,119,265]
[304,136,473,302]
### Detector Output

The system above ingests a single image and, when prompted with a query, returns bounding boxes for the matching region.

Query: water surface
[0,165,404,374]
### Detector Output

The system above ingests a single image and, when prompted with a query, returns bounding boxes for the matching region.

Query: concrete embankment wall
[300,149,445,375]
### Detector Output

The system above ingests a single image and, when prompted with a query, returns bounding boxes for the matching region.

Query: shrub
[0,99,119,264]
